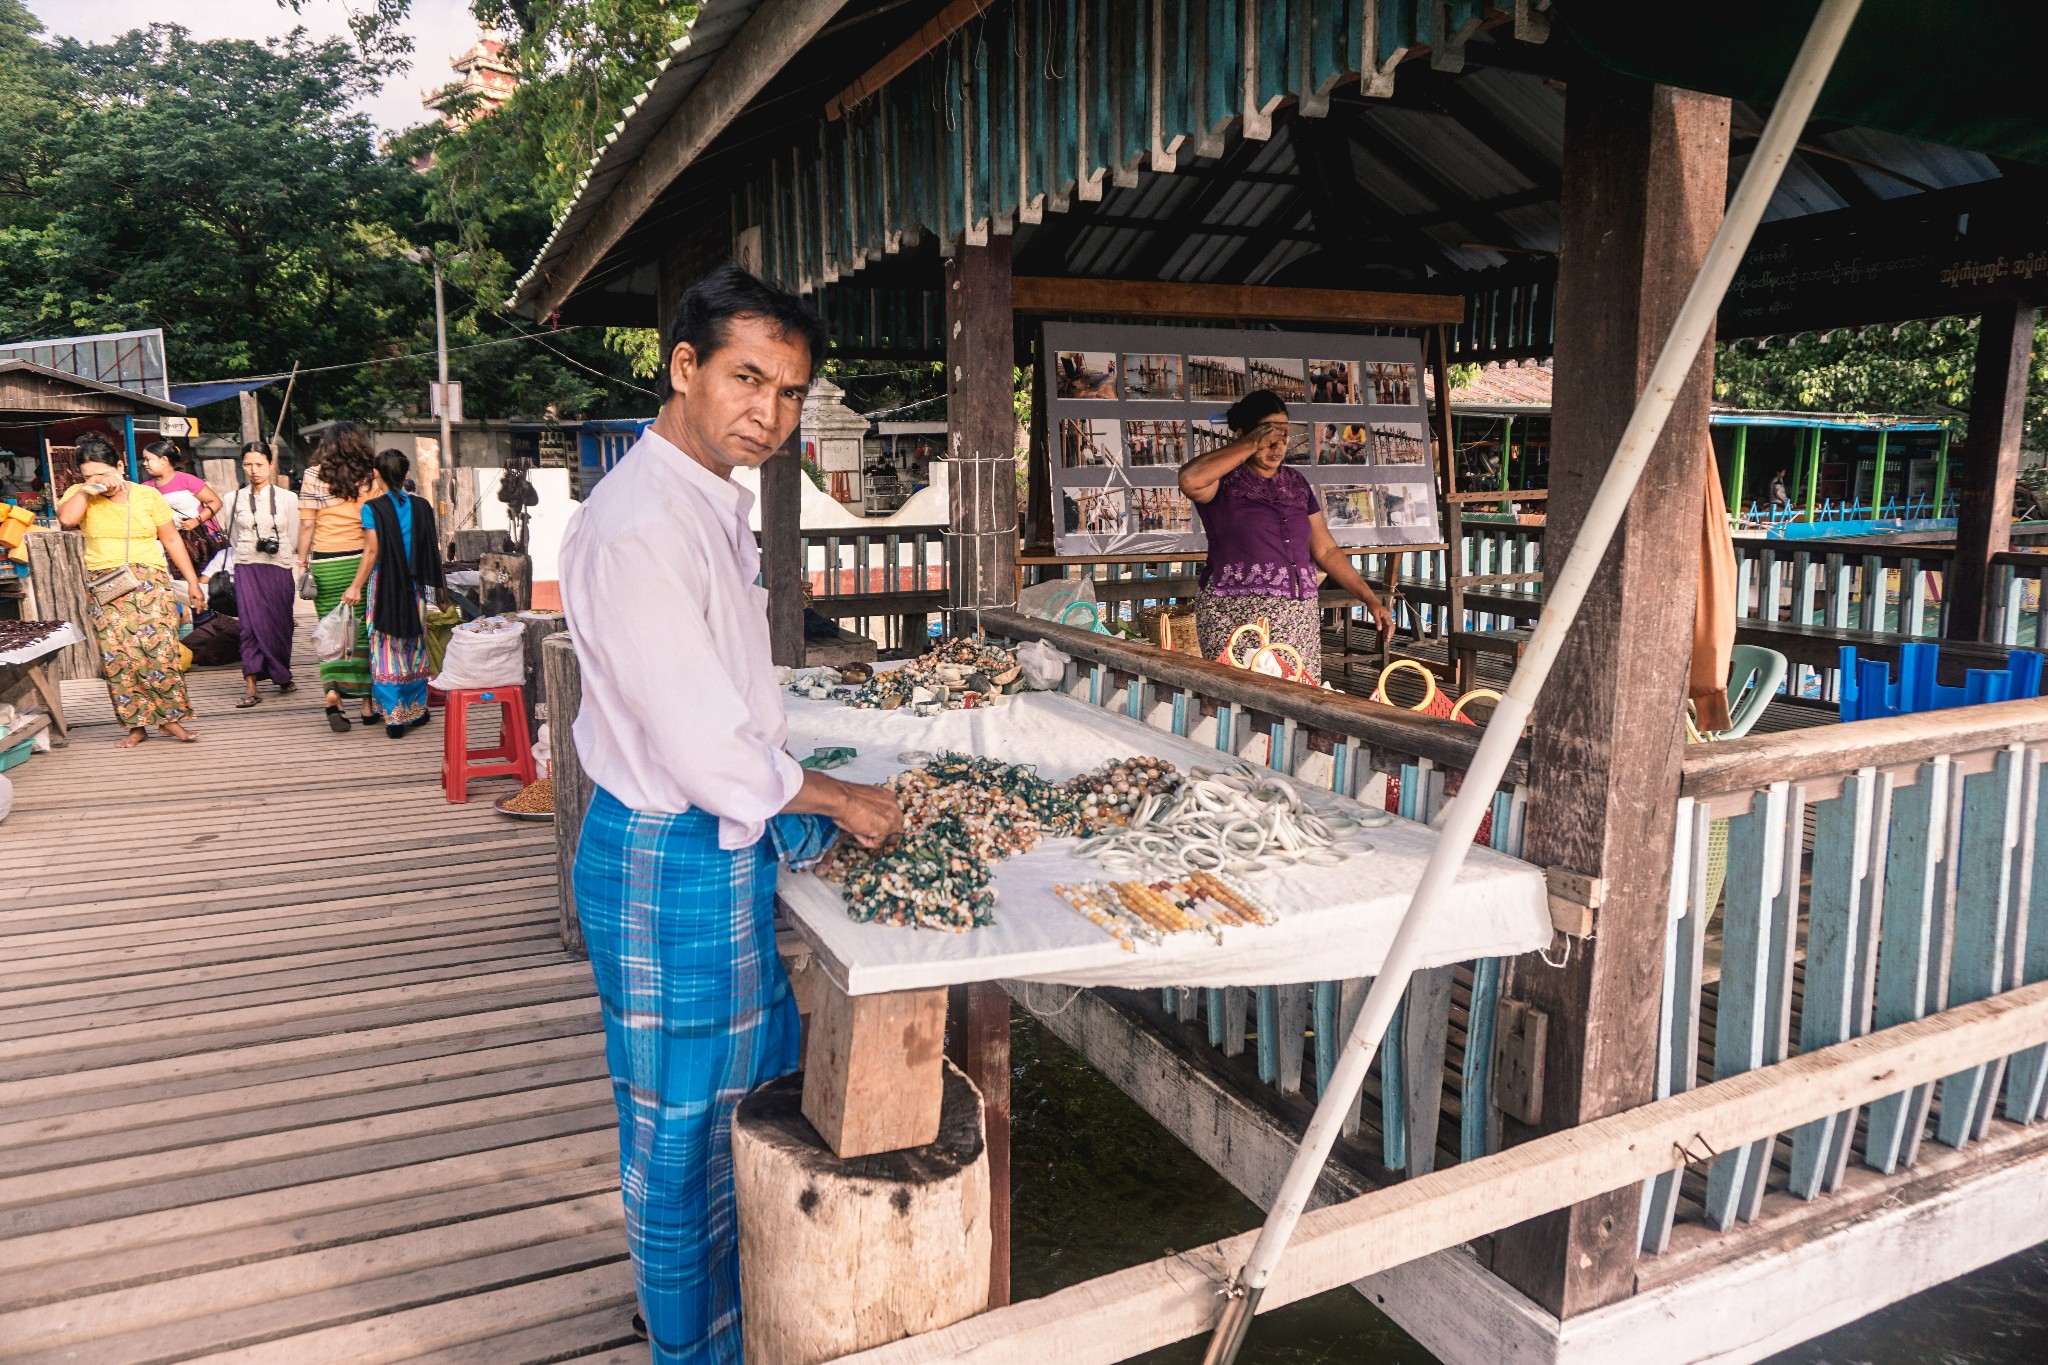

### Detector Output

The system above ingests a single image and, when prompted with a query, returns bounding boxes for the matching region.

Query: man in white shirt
[559,264,901,1364]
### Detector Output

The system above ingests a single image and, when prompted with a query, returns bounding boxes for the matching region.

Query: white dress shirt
[559,428,803,850]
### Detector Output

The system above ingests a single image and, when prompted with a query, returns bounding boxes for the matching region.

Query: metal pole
[1199,5,1865,1359]
[123,414,137,481]
[1804,426,1821,523]
[1870,426,1889,519]
[434,259,455,520]
[1933,424,1952,516]
[1729,424,1748,513]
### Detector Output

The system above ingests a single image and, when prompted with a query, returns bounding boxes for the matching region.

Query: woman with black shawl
[340,449,445,738]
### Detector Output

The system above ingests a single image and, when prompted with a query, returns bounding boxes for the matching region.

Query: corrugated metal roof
[509,0,767,310]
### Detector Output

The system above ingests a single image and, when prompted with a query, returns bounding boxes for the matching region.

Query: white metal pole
[434,259,454,519]
[1201,4,1866,1360]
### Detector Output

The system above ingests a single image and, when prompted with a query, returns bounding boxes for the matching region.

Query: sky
[24,0,488,132]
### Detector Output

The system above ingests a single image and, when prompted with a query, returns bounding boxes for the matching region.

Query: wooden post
[1024,331,1053,553]
[451,528,511,563]
[735,1065,990,1364]
[541,634,591,955]
[762,430,807,667]
[238,390,263,447]
[477,551,531,617]
[519,613,567,739]
[1945,301,2036,642]
[802,974,950,1158]
[946,237,1019,616]
[959,981,1012,1306]
[22,531,97,681]
[1488,72,1730,1319]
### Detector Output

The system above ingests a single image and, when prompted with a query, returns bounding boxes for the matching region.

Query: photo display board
[1043,324,1441,557]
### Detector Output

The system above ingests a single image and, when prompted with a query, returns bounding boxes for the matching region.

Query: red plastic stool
[442,685,537,803]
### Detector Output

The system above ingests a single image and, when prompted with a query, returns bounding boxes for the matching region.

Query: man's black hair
[657,262,832,401]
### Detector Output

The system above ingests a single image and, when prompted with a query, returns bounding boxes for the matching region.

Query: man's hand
[832,781,904,849]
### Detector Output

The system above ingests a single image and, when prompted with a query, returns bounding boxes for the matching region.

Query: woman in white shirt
[223,442,302,708]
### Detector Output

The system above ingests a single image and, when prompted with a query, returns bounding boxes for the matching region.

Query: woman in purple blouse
[1179,390,1393,684]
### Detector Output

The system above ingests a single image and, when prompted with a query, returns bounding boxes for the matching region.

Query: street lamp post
[406,246,459,522]
[432,255,452,520]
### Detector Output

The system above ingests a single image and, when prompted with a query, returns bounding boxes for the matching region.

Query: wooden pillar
[239,391,263,447]
[542,634,591,955]
[945,238,1019,615]
[762,430,807,667]
[1945,301,2036,642]
[1024,331,1054,553]
[1488,72,1730,1319]
[956,981,1012,1306]
[519,613,567,739]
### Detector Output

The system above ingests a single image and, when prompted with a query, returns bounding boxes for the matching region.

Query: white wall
[731,460,950,532]
[474,467,577,583]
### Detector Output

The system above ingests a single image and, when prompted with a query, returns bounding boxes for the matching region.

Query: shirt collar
[642,427,756,525]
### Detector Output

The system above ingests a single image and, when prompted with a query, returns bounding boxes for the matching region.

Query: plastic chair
[442,685,537,803]
[1713,644,1787,741]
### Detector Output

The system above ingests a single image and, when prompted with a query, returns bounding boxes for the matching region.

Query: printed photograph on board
[1321,485,1384,532]
[1061,484,1129,537]
[1121,353,1185,399]
[1187,354,1247,401]
[1246,357,1307,401]
[1282,422,1314,465]
[1380,485,1432,529]
[1316,423,1375,466]
[1124,420,1188,467]
[1370,421,1431,466]
[1059,418,1123,469]
[1309,359,1361,404]
[1190,418,1236,457]
[1130,485,1196,534]
[1368,361,1418,406]
[1055,351,1120,399]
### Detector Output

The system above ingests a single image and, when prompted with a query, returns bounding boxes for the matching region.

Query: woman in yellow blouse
[56,432,206,747]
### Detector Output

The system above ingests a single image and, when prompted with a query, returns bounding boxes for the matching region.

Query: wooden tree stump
[735,1064,990,1365]
[478,551,531,616]
[22,531,97,681]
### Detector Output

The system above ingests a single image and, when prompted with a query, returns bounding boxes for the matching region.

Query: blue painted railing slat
[2002,754,2048,1122]
[1864,759,1951,1174]
[1935,749,2024,1148]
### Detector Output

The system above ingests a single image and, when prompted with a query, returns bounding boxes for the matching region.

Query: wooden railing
[1643,697,2048,1254]
[794,524,948,649]
[983,613,1535,1179]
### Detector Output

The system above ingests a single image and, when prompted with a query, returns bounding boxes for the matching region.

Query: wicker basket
[1134,603,1199,653]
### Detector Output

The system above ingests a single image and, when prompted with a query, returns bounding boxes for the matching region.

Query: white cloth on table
[558,427,802,851]
[775,691,1552,993]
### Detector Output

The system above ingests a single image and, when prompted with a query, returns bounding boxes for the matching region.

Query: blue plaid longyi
[575,786,834,1364]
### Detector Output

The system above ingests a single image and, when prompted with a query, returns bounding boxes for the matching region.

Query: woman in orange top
[295,422,377,731]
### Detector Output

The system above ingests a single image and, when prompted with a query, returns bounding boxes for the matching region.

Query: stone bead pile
[1054,872,1278,951]
[1066,757,1183,832]
[1073,762,1392,880]
[818,752,1083,932]
[843,636,1024,714]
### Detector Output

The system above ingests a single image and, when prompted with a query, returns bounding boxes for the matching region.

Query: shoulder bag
[86,495,140,606]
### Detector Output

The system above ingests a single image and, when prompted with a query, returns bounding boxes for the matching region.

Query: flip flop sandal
[326,706,351,733]
[235,696,262,709]
[277,682,297,694]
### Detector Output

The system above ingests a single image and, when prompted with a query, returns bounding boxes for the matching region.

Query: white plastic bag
[311,603,357,662]
[0,773,11,824]
[1016,576,1098,623]
[533,722,552,780]
[430,616,527,691]
[1016,639,1071,690]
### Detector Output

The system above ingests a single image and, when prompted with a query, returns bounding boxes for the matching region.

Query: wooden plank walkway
[0,647,652,1363]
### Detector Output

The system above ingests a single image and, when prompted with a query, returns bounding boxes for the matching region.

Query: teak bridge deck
[0,640,648,1364]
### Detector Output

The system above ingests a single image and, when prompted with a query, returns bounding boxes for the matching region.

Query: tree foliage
[0,5,659,438]
[1714,315,2048,450]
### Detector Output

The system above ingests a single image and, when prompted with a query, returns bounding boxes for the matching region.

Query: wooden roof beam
[526,0,849,321]
[825,0,992,120]
[1010,278,1462,327]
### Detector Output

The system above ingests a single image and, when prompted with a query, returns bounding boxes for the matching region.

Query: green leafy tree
[1714,316,2048,449]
